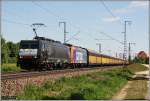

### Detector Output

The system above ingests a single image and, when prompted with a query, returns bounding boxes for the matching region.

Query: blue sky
[1,1,149,58]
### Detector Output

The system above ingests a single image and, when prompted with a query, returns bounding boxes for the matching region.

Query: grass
[15,64,149,100]
[17,68,132,100]
[1,63,21,73]
[126,63,148,73]
[125,80,148,100]
[124,64,149,100]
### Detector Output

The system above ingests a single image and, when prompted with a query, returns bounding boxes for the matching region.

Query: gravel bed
[1,68,103,97]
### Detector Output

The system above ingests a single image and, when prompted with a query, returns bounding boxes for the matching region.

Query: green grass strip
[1,63,21,73]
[17,68,132,100]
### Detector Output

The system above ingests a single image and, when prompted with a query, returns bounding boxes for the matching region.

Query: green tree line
[132,57,149,64]
[1,37,20,64]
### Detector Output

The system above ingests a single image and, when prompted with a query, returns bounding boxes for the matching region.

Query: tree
[1,37,9,64]
[7,41,17,57]
[132,56,147,64]
[145,57,149,64]
[1,37,20,64]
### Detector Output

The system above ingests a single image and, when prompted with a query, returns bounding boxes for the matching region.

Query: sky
[1,0,149,58]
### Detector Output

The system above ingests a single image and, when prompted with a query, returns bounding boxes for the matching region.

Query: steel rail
[1,66,122,81]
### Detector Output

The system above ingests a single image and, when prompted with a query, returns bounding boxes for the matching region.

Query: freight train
[17,36,127,70]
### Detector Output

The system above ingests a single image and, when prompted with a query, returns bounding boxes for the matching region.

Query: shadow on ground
[128,75,149,81]
[124,98,147,100]
[42,93,85,100]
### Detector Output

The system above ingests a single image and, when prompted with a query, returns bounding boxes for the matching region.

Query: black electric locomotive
[17,36,70,70]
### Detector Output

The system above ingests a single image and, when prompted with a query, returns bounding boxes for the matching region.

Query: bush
[1,63,21,73]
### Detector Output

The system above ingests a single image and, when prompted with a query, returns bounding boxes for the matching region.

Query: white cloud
[129,1,149,8]
[102,16,120,22]
[112,7,132,14]
[112,1,148,14]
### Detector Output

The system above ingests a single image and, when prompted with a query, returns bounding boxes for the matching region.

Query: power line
[32,1,96,43]
[3,2,124,53]
[99,32,123,45]
[32,1,82,31]
[66,31,80,42]
[3,9,47,22]
[32,1,118,44]
[32,1,64,20]
[32,1,124,50]
[101,0,123,25]
[2,19,30,26]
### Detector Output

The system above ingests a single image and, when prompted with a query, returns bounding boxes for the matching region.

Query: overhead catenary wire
[4,2,124,51]
[2,19,30,26]
[99,32,123,45]
[32,1,64,20]
[31,1,96,43]
[101,0,123,25]
[32,1,124,47]
[66,31,80,42]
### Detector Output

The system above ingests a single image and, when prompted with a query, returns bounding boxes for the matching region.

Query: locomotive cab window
[20,44,29,49]
[20,41,39,49]
[31,44,38,49]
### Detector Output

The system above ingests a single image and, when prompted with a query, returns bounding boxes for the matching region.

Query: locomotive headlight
[34,56,37,58]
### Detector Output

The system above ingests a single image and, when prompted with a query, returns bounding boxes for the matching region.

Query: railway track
[1,66,122,80]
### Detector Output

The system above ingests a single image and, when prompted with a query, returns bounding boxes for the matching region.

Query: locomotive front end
[17,40,39,70]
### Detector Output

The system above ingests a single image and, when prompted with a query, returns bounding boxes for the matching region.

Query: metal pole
[128,42,136,63]
[123,20,132,67]
[96,43,101,53]
[96,43,102,66]
[128,43,131,62]
[59,22,67,43]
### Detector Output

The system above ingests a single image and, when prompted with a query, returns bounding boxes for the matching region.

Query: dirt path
[112,65,149,100]
[142,64,149,69]
[112,81,132,99]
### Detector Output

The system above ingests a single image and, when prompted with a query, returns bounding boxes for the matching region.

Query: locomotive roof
[20,40,38,42]
[21,36,61,44]
[64,43,86,49]
[34,36,61,43]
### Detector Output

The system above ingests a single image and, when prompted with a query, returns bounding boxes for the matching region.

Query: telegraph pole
[59,22,68,43]
[123,20,132,67]
[128,42,136,63]
[96,43,101,53]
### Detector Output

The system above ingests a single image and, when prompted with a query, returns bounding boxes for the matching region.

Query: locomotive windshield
[19,40,39,57]
[20,41,39,49]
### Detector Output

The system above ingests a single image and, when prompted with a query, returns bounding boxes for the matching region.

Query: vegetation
[1,63,21,73]
[125,80,148,100]
[1,36,19,64]
[17,68,132,100]
[132,57,149,64]
[124,64,148,100]
[126,64,148,73]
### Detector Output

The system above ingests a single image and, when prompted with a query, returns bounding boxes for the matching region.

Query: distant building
[137,51,148,60]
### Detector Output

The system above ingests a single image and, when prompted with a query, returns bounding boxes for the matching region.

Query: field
[1,63,21,73]
[1,63,148,100]
[17,67,132,100]
[126,64,148,73]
